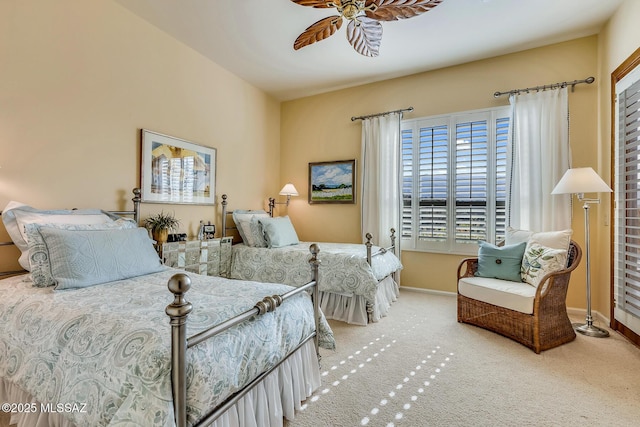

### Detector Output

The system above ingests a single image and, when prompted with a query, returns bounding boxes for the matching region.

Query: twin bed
[0,190,335,427]
[221,194,402,326]
[0,187,402,426]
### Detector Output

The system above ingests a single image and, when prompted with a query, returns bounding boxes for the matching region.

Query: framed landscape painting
[141,129,216,205]
[308,159,356,204]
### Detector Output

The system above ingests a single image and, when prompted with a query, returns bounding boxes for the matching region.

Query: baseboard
[567,306,611,327]
[399,285,456,297]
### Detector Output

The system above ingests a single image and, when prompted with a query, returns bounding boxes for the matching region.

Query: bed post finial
[221,195,228,237]
[132,188,141,224]
[308,244,321,357]
[268,198,275,217]
[390,228,396,254]
[365,233,373,266]
[166,273,193,427]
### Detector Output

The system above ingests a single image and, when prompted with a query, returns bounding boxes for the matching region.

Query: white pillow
[506,227,573,284]
[505,227,572,252]
[521,243,567,288]
[232,209,270,246]
[2,202,117,270]
[259,216,299,248]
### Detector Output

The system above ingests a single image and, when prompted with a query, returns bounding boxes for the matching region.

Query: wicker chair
[456,240,582,354]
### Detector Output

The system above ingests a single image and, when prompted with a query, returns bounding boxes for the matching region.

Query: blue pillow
[25,220,138,288]
[258,216,299,248]
[475,241,526,282]
[38,227,165,290]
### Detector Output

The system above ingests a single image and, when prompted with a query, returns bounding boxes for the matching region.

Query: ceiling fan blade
[365,0,444,21]
[291,0,334,8]
[294,16,343,50]
[346,17,382,57]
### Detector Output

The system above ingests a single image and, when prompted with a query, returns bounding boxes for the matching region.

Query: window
[401,107,510,254]
[614,58,640,338]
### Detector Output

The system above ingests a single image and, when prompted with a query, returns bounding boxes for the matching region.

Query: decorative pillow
[505,227,572,252]
[25,220,138,287]
[1,201,118,270]
[232,210,270,246]
[259,216,299,248]
[521,243,567,288]
[37,227,164,290]
[249,216,267,248]
[475,241,527,282]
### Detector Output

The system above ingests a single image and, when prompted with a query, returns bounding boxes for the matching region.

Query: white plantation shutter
[455,120,488,245]
[614,68,640,336]
[401,128,413,239]
[495,117,509,243]
[402,107,509,254]
[419,125,449,243]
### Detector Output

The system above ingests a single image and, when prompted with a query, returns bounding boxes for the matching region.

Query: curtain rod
[351,106,414,121]
[493,76,595,98]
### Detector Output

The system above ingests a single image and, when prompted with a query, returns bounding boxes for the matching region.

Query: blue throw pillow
[258,216,299,248]
[475,241,527,282]
[38,227,165,290]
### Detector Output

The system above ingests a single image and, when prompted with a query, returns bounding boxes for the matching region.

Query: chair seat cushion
[458,276,536,314]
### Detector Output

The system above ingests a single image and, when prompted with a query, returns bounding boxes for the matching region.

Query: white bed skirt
[0,340,320,427]
[319,275,399,326]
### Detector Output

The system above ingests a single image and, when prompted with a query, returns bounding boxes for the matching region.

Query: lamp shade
[551,167,612,195]
[279,183,299,196]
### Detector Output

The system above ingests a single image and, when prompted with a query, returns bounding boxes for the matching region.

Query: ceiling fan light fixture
[332,0,377,20]
[291,0,445,57]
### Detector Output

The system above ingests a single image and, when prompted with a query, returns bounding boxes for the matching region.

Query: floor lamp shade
[552,167,611,338]
[551,167,612,195]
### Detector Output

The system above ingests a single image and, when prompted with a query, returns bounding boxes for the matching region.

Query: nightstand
[161,237,233,278]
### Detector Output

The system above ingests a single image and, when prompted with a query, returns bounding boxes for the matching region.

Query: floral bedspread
[0,270,335,426]
[229,242,403,303]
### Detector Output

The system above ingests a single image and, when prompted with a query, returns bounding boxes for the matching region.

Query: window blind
[616,76,640,320]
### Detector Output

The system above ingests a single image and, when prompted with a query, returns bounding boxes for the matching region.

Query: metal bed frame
[167,246,321,426]
[220,193,399,324]
[221,193,398,269]
[0,188,323,427]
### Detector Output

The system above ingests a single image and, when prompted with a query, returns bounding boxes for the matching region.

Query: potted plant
[144,211,180,245]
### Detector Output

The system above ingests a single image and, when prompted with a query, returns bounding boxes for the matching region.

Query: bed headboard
[220,194,275,243]
[0,188,142,277]
[220,194,239,241]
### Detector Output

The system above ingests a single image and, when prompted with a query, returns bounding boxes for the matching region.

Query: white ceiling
[114,0,623,101]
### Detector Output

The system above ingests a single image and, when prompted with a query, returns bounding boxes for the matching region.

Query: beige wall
[2,0,636,318]
[596,0,640,319]
[281,37,600,309]
[0,0,281,271]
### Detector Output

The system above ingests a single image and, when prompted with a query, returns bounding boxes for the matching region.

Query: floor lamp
[552,167,612,338]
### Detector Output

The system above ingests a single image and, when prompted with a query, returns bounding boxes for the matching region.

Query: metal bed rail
[221,193,397,268]
[166,243,322,427]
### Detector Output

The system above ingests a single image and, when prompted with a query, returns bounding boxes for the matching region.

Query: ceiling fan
[291,0,445,57]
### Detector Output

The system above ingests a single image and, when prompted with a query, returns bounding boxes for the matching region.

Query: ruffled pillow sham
[25,219,138,287]
[2,201,125,271]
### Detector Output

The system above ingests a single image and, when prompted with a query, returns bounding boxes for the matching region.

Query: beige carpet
[286,289,640,427]
[2,289,639,427]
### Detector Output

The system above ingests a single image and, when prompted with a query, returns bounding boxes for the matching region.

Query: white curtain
[506,87,572,231]
[360,113,401,249]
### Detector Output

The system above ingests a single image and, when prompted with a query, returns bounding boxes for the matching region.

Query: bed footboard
[166,244,322,427]
[365,228,397,264]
